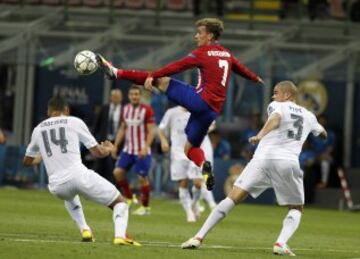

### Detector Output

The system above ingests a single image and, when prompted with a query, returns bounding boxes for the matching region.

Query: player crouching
[23,96,140,246]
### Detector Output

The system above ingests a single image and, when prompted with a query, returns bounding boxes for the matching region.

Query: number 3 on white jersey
[219,59,229,87]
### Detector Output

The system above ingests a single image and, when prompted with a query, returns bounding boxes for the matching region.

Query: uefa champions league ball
[74,50,98,75]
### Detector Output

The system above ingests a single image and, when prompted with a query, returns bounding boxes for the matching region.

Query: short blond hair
[195,18,224,40]
[276,81,298,99]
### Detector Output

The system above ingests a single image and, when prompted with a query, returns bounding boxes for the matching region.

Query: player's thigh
[170,158,191,181]
[115,151,135,172]
[185,112,216,147]
[271,160,304,206]
[134,154,152,177]
[166,79,209,113]
[77,170,120,206]
[234,159,271,199]
[48,181,76,201]
[188,163,203,181]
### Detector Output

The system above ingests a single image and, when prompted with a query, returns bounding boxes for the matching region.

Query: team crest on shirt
[297,80,328,115]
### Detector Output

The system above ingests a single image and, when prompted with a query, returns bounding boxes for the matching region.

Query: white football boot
[273,242,296,256]
[181,237,202,249]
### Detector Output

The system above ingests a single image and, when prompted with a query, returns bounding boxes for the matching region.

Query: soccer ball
[74,50,98,75]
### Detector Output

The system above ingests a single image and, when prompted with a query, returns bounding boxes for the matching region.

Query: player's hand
[249,136,261,145]
[257,77,265,86]
[161,142,169,153]
[144,77,154,91]
[102,140,114,149]
[138,147,148,159]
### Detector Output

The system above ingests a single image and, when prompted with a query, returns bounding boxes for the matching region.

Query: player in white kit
[158,106,216,222]
[182,81,327,256]
[23,96,140,246]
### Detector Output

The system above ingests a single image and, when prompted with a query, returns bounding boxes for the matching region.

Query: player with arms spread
[96,18,263,190]
[23,96,140,246]
[181,81,327,256]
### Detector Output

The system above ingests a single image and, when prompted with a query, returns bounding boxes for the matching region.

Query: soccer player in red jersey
[97,18,263,190]
[112,85,155,216]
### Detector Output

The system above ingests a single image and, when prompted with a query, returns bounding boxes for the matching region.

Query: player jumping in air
[23,96,140,246]
[181,81,327,256]
[96,18,263,190]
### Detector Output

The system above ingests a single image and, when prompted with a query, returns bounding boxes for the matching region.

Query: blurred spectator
[308,0,329,20]
[300,140,317,203]
[92,89,123,182]
[193,0,224,17]
[309,115,336,188]
[209,129,231,160]
[239,112,262,162]
[0,128,5,144]
[224,163,244,195]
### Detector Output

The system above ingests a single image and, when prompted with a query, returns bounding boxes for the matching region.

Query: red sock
[141,184,151,207]
[117,69,150,85]
[187,147,205,167]
[116,179,133,199]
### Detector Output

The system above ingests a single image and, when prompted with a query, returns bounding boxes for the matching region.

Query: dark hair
[48,95,68,111]
[129,84,142,93]
[195,18,224,40]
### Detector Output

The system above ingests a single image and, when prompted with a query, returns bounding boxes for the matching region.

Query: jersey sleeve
[25,129,40,158]
[310,114,325,136]
[267,101,283,117]
[151,50,200,78]
[75,118,99,149]
[145,106,155,124]
[231,55,259,82]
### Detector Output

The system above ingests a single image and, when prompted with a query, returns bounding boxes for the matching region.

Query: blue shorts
[116,151,152,177]
[166,79,217,147]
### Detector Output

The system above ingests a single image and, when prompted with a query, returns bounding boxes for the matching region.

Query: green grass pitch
[0,188,359,259]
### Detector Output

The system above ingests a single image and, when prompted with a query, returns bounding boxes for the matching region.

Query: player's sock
[321,160,330,184]
[195,197,235,239]
[117,69,149,85]
[116,179,133,200]
[113,202,128,239]
[140,184,151,207]
[276,209,302,245]
[179,187,193,216]
[64,195,90,231]
[201,184,217,209]
[187,147,205,167]
[191,185,202,207]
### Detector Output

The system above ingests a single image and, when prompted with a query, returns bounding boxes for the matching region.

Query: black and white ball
[74,50,98,75]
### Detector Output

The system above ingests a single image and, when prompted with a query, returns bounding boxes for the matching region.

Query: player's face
[128,89,141,105]
[195,26,213,47]
[272,86,290,102]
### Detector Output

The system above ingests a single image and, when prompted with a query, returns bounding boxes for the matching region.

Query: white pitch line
[0,236,359,254]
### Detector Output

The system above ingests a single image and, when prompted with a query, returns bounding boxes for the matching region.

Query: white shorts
[234,159,304,205]
[170,158,202,181]
[48,169,120,206]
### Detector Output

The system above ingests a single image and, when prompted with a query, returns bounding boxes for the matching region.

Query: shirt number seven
[219,59,229,87]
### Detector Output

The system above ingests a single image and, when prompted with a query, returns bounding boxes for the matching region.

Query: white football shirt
[25,116,98,185]
[159,106,212,160]
[253,101,324,161]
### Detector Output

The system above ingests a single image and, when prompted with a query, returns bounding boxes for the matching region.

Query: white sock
[201,184,217,209]
[321,160,330,184]
[64,195,90,231]
[191,185,202,207]
[276,209,302,245]
[113,202,129,239]
[195,197,235,239]
[179,187,193,216]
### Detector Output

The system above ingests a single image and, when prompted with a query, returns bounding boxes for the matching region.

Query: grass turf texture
[0,188,359,259]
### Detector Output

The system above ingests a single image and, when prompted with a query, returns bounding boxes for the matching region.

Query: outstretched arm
[249,113,281,145]
[231,56,262,84]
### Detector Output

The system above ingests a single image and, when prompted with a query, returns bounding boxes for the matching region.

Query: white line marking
[0,236,358,254]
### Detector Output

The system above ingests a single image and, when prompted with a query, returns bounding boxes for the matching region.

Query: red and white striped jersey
[122,103,155,155]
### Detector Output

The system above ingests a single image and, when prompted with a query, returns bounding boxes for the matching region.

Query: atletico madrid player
[97,18,264,190]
